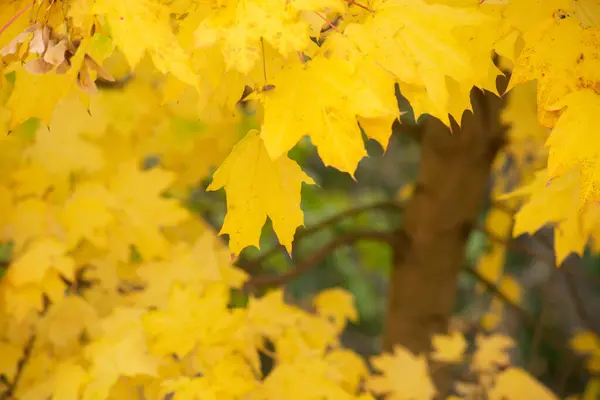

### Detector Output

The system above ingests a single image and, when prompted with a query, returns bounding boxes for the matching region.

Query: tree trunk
[382,83,508,378]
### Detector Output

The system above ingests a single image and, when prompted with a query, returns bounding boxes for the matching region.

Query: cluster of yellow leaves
[0,0,598,399]
[0,43,377,399]
[1,0,514,254]
[368,330,557,400]
[486,0,600,264]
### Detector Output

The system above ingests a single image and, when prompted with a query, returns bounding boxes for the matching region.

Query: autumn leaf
[7,237,74,287]
[489,367,558,400]
[367,345,436,399]
[313,288,358,332]
[208,130,314,254]
[92,0,197,86]
[472,333,515,372]
[546,89,600,205]
[431,330,467,363]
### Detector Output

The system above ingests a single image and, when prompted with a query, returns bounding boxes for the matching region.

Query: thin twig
[240,200,402,274]
[0,334,36,400]
[245,230,394,288]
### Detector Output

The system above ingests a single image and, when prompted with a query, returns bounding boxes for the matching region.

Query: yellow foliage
[208,130,314,254]
[0,0,594,399]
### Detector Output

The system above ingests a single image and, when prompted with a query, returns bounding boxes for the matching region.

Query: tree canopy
[0,0,598,399]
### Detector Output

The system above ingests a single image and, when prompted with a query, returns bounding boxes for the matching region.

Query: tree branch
[0,334,35,400]
[240,200,402,274]
[244,230,395,289]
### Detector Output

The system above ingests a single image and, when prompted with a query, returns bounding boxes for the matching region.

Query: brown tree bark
[382,83,508,372]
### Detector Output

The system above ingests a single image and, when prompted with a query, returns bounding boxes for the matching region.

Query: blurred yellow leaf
[367,345,436,399]
[431,330,467,363]
[489,367,558,400]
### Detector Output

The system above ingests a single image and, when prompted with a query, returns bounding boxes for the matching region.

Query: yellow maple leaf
[546,89,600,204]
[472,333,515,372]
[5,197,56,252]
[313,288,358,332]
[489,367,558,400]
[324,349,369,393]
[108,160,190,260]
[259,58,368,175]
[501,80,550,169]
[134,233,248,308]
[25,110,104,177]
[345,0,490,125]
[508,16,600,127]
[208,130,314,254]
[5,34,91,130]
[261,354,349,399]
[319,32,400,151]
[17,359,88,400]
[143,284,234,358]
[52,361,90,400]
[7,237,75,287]
[367,345,436,399]
[247,289,302,339]
[1,284,45,321]
[60,181,116,250]
[193,0,334,74]
[431,330,467,363]
[83,308,160,398]
[92,0,197,86]
[508,169,586,264]
[37,295,100,352]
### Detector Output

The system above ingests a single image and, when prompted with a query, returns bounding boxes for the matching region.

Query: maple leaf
[108,160,190,260]
[508,16,600,127]
[208,130,314,254]
[313,288,358,332]
[472,333,515,372]
[5,33,95,130]
[247,289,302,339]
[501,80,550,168]
[344,0,490,125]
[546,89,600,204]
[37,295,100,352]
[5,197,57,252]
[142,284,236,358]
[192,0,342,74]
[259,58,369,175]
[319,32,400,151]
[83,308,160,398]
[24,100,104,177]
[367,345,436,399]
[489,367,558,400]
[7,237,74,287]
[260,354,350,399]
[21,359,90,400]
[60,181,116,250]
[134,233,248,308]
[323,349,369,393]
[506,169,586,264]
[431,331,467,363]
[92,0,197,86]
